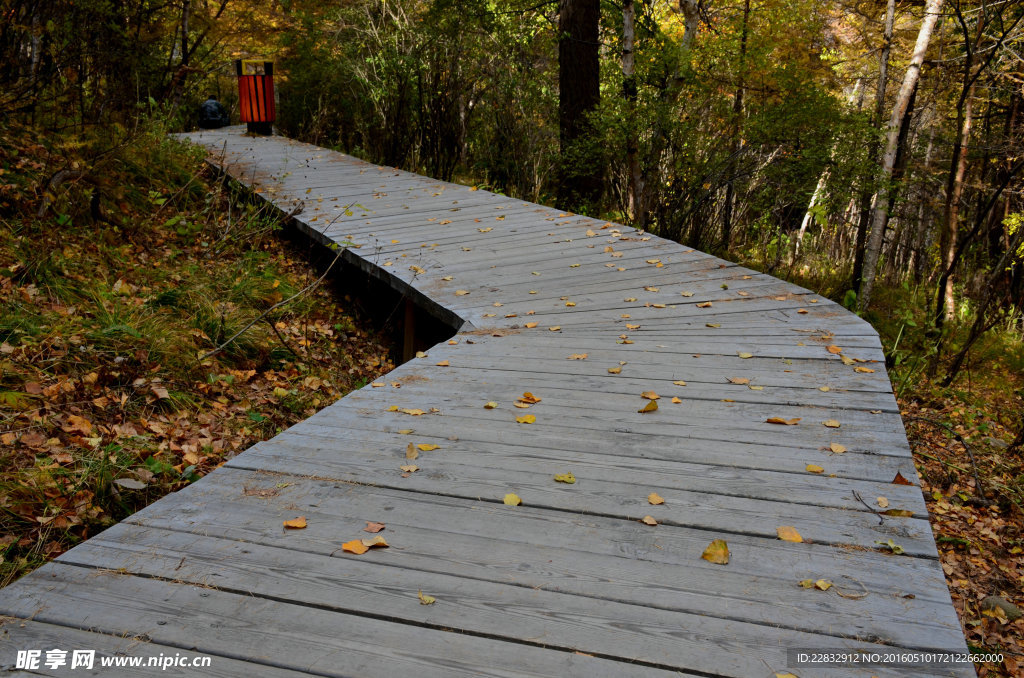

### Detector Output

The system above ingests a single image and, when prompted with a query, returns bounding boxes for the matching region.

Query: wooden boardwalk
[1,127,972,677]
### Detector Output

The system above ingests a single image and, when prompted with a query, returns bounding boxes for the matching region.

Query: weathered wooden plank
[52,522,965,678]
[1,563,692,678]
[107,468,967,663]
[0,619,312,677]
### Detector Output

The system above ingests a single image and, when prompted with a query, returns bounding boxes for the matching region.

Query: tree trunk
[721,0,750,252]
[636,0,699,229]
[851,0,895,294]
[622,0,642,223]
[557,0,602,212]
[858,0,944,313]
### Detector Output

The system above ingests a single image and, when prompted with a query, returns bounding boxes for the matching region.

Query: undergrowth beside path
[0,120,395,586]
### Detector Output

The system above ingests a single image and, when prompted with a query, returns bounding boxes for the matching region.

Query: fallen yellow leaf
[673,380,687,386]
[641,391,660,400]
[283,516,307,529]
[342,539,369,554]
[823,419,841,428]
[520,392,542,404]
[415,351,428,358]
[417,443,440,451]
[406,444,419,460]
[854,366,875,373]
[361,535,389,549]
[671,397,682,404]
[696,301,713,308]
[455,290,470,296]
[648,492,665,505]
[398,429,414,435]
[525,322,539,328]
[607,366,622,374]
[549,326,561,331]
[567,353,588,360]
[503,493,522,506]
[638,400,658,413]
[701,539,730,565]
[553,472,576,484]
[829,442,847,454]
[516,414,536,424]
[401,408,426,416]
[641,515,658,526]
[484,401,498,409]
[877,496,889,509]
[418,590,436,605]
[738,352,754,359]
[814,579,832,591]
[806,464,825,474]
[777,526,803,543]
[767,417,801,425]
[399,464,419,472]
[826,345,842,354]
[728,377,750,385]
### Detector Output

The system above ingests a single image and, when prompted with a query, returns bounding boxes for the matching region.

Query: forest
[1,0,1024,671]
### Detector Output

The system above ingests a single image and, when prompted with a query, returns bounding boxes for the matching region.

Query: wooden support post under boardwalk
[402,296,416,363]
[0,125,975,678]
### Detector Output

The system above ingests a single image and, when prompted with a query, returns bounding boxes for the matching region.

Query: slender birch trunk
[858,0,944,312]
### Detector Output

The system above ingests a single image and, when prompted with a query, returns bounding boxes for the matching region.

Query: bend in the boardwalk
[0,127,971,677]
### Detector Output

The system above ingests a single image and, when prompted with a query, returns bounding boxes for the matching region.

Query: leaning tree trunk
[851,0,895,294]
[557,0,602,212]
[858,0,944,313]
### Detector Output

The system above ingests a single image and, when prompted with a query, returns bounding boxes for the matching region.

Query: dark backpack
[198,99,229,129]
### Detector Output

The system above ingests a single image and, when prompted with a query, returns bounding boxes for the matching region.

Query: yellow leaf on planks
[406,444,418,460]
[673,380,687,386]
[826,345,842,354]
[738,352,754,359]
[767,417,801,425]
[553,472,576,484]
[342,539,368,554]
[525,322,539,328]
[776,526,803,543]
[417,444,440,452]
[728,377,750,385]
[648,492,665,505]
[701,539,730,565]
[641,391,660,400]
[806,464,825,474]
[855,366,875,373]
[520,392,542,404]
[671,397,682,404]
[696,302,713,308]
[418,590,436,605]
[436,360,450,367]
[516,414,536,424]
[283,516,307,529]
[638,400,658,413]
[822,419,841,428]
[455,290,470,296]
[503,493,522,506]
[399,464,419,472]
[401,409,426,416]
[641,515,658,526]
[567,353,588,360]
[829,442,847,454]
[607,366,622,374]
[484,402,498,409]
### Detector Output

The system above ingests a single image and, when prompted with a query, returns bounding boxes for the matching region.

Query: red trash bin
[236,59,275,135]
